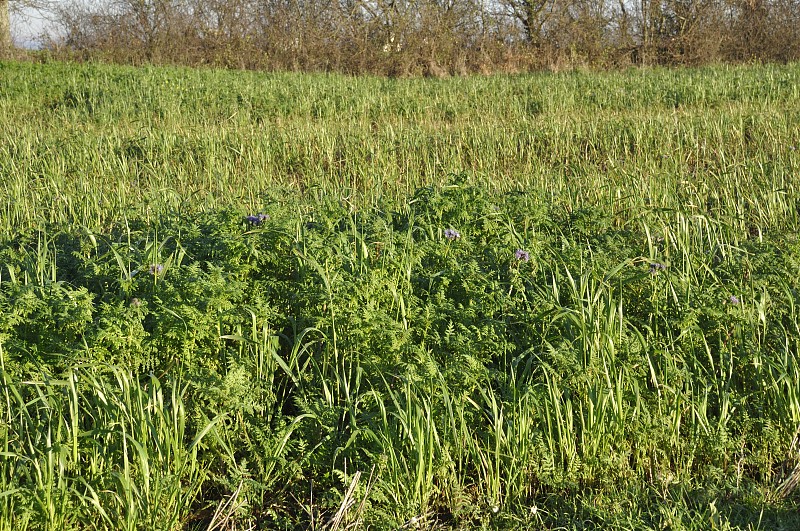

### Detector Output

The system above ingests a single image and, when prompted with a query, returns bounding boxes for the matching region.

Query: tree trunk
[0,0,11,57]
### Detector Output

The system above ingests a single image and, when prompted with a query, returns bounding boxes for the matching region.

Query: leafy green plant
[2,60,800,529]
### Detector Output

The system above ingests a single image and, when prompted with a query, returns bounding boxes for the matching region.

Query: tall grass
[1,61,799,237]
[0,360,218,530]
[1,60,800,529]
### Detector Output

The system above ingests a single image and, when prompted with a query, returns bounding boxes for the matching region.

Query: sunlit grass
[1,59,800,529]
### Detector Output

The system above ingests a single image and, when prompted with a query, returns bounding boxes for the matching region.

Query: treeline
[37,0,800,74]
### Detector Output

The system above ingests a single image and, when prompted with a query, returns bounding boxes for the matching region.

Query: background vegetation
[1,60,800,529]
[4,0,800,74]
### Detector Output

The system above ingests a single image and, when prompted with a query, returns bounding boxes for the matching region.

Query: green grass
[1,59,799,529]
[2,60,799,235]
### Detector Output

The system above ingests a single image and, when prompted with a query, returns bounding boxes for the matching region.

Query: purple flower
[149,263,164,275]
[729,295,740,304]
[246,213,269,226]
[444,228,461,241]
[649,262,667,275]
[515,249,530,262]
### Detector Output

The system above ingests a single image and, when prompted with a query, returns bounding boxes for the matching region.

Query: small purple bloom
[246,213,269,226]
[515,249,530,262]
[149,263,164,275]
[729,295,740,304]
[444,228,461,240]
[649,262,667,275]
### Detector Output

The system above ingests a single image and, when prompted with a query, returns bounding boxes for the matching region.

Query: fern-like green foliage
[1,177,800,529]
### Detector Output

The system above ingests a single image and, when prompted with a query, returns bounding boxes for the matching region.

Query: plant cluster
[1,60,800,530]
[1,176,800,529]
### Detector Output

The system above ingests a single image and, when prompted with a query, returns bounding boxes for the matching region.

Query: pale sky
[10,4,55,48]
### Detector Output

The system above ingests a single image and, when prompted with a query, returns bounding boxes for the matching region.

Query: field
[1,60,800,529]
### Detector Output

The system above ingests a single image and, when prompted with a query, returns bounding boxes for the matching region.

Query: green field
[1,60,800,529]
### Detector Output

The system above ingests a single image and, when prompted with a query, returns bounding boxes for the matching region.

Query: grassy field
[1,59,800,529]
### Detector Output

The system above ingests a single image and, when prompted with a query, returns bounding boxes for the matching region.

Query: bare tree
[55,0,195,62]
[1,1,61,55]
[499,0,557,45]
[29,0,800,71]
[1,1,10,55]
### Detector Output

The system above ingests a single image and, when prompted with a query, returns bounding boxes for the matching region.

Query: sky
[10,4,54,48]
